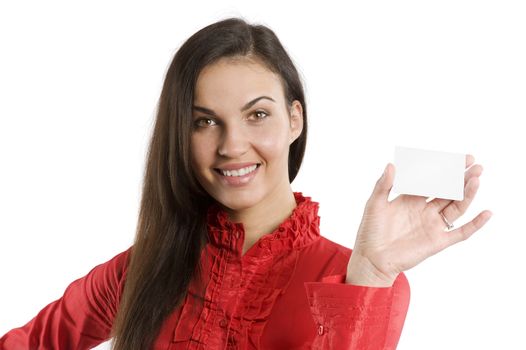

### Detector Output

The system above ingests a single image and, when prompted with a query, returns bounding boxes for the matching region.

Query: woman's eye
[251,110,269,120]
[194,118,216,128]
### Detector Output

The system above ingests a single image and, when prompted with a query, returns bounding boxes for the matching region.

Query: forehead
[194,58,285,105]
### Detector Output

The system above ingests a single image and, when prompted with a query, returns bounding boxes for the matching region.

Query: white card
[392,146,465,201]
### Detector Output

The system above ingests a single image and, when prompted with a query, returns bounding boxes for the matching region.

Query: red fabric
[1,192,410,349]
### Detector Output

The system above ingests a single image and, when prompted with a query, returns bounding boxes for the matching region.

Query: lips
[213,162,261,175]
[216,164,259,177]
[213,163,261,186]
[214,162,261,171]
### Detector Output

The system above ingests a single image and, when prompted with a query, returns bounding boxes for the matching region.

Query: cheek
[190,135,213,170]
[252,126,290,163]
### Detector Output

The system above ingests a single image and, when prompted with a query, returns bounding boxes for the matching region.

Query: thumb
[371,163,394,203]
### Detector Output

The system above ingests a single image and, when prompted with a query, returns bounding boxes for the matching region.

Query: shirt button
[234,231,240,239]
[219,318,228,328]
[318,324,325,335]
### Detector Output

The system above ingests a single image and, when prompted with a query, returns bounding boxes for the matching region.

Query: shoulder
[107,247,132,273]
[87,247,132,279]
[78,247,132,304]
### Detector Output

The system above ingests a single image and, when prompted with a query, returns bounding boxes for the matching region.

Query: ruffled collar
[206,192,321,257]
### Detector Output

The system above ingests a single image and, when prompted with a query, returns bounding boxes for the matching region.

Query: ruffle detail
[177,192,324,348]
[206,192,321,256]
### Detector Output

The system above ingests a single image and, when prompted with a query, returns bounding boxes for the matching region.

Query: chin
[213,189,266,212]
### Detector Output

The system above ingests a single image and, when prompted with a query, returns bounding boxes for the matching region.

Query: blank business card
[392,146,465,201]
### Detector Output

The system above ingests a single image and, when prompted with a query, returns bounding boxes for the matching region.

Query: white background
[1,1,524,349]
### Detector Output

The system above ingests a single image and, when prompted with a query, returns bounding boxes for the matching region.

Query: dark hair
[110,17,308,349]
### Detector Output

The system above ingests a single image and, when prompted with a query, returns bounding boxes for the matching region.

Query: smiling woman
[190,59,304,223]
[1,15,490,350]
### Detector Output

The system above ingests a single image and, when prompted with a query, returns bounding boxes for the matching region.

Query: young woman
[1,17,491,350]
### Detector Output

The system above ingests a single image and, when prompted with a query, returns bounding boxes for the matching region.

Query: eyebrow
[192,96,276,116]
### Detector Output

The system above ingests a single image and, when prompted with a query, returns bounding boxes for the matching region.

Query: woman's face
[190,57,303,212]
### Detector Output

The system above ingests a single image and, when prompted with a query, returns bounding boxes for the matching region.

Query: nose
[217,123,249,158]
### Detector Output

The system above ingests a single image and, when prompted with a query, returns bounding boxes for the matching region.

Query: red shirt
[1,192,410,349]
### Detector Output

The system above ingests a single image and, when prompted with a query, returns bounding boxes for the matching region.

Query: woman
[1,17,491,350]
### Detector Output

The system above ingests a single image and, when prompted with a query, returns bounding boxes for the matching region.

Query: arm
[304,271,410,350]
[0,249,130,350]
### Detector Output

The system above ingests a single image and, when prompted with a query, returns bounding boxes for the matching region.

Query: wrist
[345,251,397,287]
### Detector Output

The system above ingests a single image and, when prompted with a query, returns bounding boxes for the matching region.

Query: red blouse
[1,192,410,349]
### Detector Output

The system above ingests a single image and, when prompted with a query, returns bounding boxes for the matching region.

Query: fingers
[369,163,393,206]
[465,164,483,186]
[437,210,493,251]
[438,176,480,227]
[466,154,475,168]
[428,161,483,213]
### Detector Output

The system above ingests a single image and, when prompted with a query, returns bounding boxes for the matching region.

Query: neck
[224,187,297,253]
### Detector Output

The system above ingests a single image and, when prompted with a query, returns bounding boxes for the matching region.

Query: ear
[288,100,304,145]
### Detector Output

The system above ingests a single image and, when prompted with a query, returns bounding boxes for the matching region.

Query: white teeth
[220,164,258,177]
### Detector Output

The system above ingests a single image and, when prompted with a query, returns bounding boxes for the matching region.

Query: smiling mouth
[214,164,261,177]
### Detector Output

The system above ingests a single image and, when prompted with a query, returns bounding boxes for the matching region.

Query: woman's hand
[346,154,493,287]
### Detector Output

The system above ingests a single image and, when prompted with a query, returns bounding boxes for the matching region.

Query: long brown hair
[110,17,308,349]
